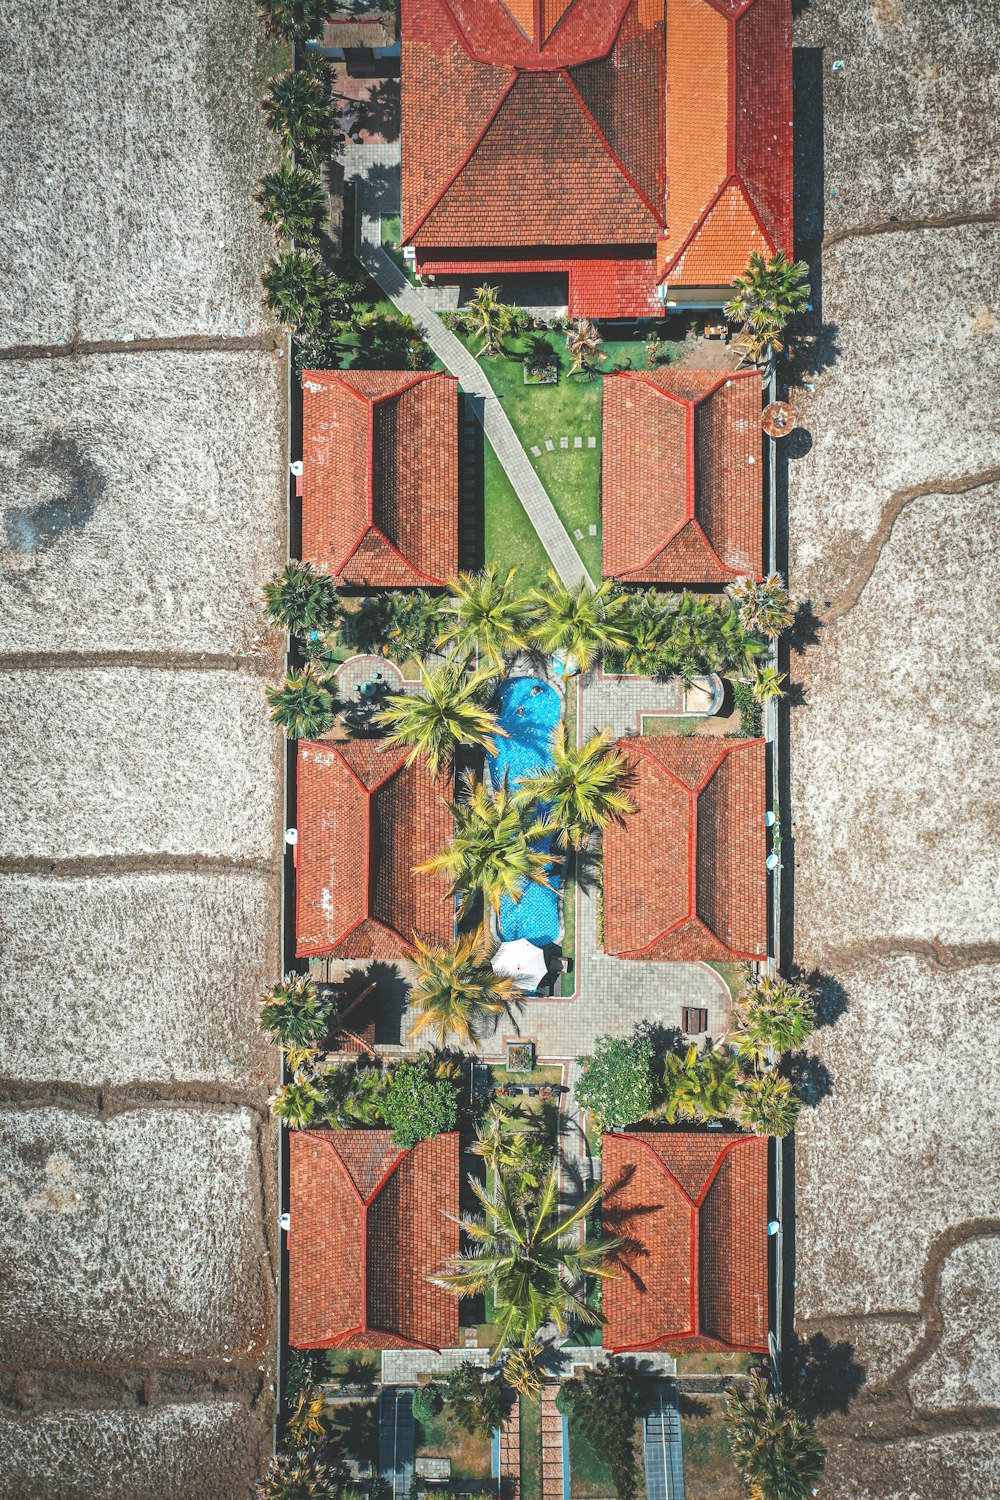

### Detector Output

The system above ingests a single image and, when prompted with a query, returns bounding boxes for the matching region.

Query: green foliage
[316,1061,386,1129]
[270,1076,322,1129]
[556,1364,649,1500]
[751,664,787,703]
[350,309,436,370]
[265,665,335,739]
[732,972,815,1065]
[284,1349,319,1404]
[438,565,531,670]
[408,932,518,1049]
[259,0,328,40]
[575,1034,654,1130]
[464,283,525,357]
[471,1104,553,1210]
[412,1382,444,1425]
[662,1044,740,1124]
[724,250,811,367]
[442,1363,511,1438]
[262,251,331,331]
[374,661,503,775]
[515,724,635,850]
[256,162,326,244]
[339,591,439,662]
[565,317,605,378]
[260,973,332,1049]
[732,677,763,737]
[259,1454,341,1499]
[526,571,628,673]
[263,560,341,635]
[734,1073,800,1138]
[606,589,767,684]
[379,1054,459,1150]
[262,65,335,165]
[724,1371,826,1499]
[728,573,796,637]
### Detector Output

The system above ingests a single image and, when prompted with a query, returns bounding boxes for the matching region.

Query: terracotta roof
[301,369,458,587]
[601,1130,769,1352]
[658,0,793,288]
[602,369,763,583]
[295,738,454,959]
[289,1129,460,1349]
[412,253,662,320]
[602,737,767,960]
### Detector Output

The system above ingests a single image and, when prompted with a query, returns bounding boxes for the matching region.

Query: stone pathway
[499,1396,521,1500]
[541,1385,565,1500]
[344,146,593,588]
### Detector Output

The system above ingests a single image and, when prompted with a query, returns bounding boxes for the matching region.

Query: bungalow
[289,1128,460,1349]
[602,1130,769,1353]
[399,0,793,317]
[603,737,768,961]
[301,368,459,588]
[602,369,764,586]
[295,738,453,960]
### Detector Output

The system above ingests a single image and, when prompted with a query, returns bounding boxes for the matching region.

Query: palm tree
[263,559,340,635]
[515,724,635,849]
[373,660,504,775]
[432,1168,619,1350]
[732,975,815,1065]
[566,317,605,378]
[662,1045,739,1123]
[408,932,519,1048]
[259,973,332,1049]
[471,1107,552,1206]
[724,1371,826,1500]
[465,284,521,357]
[262,67,334,164]
[265,666,335,739]
[416,775,555,926]
[735,1073,800,1137]
[262,251,330,331]
[609,591,675,677]
[437,565,531,670]
[259,0,327,41]
[751,664,787,703]
[526,571,628,674]
[503,1339,546,1401]
[724,249,810,367]
[729,573,796,638]
[255,162,326,244]
[270,1077,322,1129]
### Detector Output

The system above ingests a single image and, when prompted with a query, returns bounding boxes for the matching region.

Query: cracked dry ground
[786,0,1000,1493]
[0,1,288,1495]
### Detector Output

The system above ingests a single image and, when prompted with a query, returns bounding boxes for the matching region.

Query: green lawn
[416,1401,494,1481]
[484,436,551,582]
[490,1065,563,1136]
[567,1412,645,1499]
[520,1393,542,1500]
[704,962,747,1005]
[638,714,709,736]
[678,1394,741,1500]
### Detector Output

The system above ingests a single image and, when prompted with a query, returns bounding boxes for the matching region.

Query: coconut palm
[408,932,519,1048]
[515,724,635,849]
[566,317,605,378]
[432,1168,619,1350]
[270,1077,322,1129]
[751,664,787,703]
[729,573,796,637]
[608,591,676,677]
[503,1339,546,1401]
[724,249,810,367]
[262,66,334,164]
[465,284,522,357]
[725,1372,826,1500]
[416,775,555,925]
[732,975,815,1065]
[260,973,332,1049]
[266,666,334,739]
[262,251,330,331]
[255,162,326,244]
[437,565,531,670]
[373,660,504,775]
[735,1073,800,1138]
[662,1045,740,1123]
[263,559,340,635]
[526,571,628,674]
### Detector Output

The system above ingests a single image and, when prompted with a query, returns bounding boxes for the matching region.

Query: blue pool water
[487,677,563,946]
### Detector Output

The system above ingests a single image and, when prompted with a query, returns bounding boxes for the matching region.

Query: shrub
[732,677,762,737]
[262,251,331,331]
[442,1363,510,1438]
[412,1383,444,1425]
[259,1454,340,1499]
[259,0,328,40]
[575,1035,654,1130]
[556,1364,649,1500]
[265,666,335,739]
[262,65,335,165]
[379,1055,459,1149]
[256,162,327,244]
[260,973,332,1049]
[264,560,341,636]
[724,1371,825,1500]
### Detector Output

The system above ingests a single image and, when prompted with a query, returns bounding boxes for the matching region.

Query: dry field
[788,1,1000,1493]
[0,1,286,1494]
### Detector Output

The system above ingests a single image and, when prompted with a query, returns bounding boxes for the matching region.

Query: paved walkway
[541,1385,565,1500]
[499,1397,521,1500]
[345,145,592,588]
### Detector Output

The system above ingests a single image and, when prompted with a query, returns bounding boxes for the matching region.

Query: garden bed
[677,1393,740,1500]
[415,1401,494,1483]
[490,1064,563,1134]
[520,1393,542,1500]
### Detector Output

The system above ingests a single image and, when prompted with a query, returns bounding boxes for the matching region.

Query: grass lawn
[638,714,710,736]
[320,1348,379,1384]
[704,962,747,1005]
[567,1411,645,1500]
[520,1393,542,1500]
[560,853,577,998]
[673,1351,755,1377]
[678,1394,741,1500]
[490,1065,563,1136]
[416,1402,494,1481]
[484,436,551,582]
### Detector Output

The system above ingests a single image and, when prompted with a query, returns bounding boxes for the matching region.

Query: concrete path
[499,1397,521,1500]
[541,1385,565,1500]
[345,147,593,588]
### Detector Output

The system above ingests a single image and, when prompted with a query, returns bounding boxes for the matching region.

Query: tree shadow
[786,1331,867,1420]
[359,158,401,217]
[786,1049,834,1107]
[800,968,850,1029]
[782,425,814,462]
[783,678,809,710]
[789,598,824,655]
[355,78,400,142]
[632,1018,684,1066]
[573,843,601,897]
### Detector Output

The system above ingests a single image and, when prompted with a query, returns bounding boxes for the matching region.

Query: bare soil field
[787,1,1000,1492]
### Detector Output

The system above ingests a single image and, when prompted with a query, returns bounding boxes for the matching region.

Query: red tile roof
[412,254,662,320]
[295,738,454,959]
[401,0,792,312]
[602,369,763,583]
[603,737,767,961]
[301,370,458,588]
[601,1131,769,1352]
[289,1129,460,1349]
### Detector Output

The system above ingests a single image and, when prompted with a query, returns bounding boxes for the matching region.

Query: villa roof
[601,1130,769,1352]
[289,1129,460,1349]
[295,738,453,959]
[602,368,763,584]
[400,0,792,312]
[301,369,458,588]
[603,737,767,961]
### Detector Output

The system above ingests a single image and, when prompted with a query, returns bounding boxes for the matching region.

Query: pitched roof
[295,738,454,959]
[602,369,763,583]
[301,369,458,588]
[602,1130,769,1352]
[603,737,767,961]
[658,0,794,288]
[289,1129,460,1349]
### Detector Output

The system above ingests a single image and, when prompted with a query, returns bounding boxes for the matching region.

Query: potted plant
[505,1040,535,1073]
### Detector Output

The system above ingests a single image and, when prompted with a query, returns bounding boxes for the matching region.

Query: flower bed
[523,360,557,385]
[505,1041,535,1073]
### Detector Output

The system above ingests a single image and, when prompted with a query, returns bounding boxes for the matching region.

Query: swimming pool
[487,676,563,947]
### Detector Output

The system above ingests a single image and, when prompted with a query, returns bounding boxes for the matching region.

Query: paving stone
[573,436,582,447]
[588,524,597,536]
[531,444,542,456]
[560,436,568,448]
[545,438,555,451]
[587,436,597,447]
[574,528,584,539]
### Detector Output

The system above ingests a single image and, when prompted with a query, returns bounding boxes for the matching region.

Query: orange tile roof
[602,368,763,583]
[602,1131,769,1352]
[295,739,454,960]
[602,737,768,961]
[301,369,458,588]
[289,1129,460,1349]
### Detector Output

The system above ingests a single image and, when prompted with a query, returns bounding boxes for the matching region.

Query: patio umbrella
[492,939,548,992]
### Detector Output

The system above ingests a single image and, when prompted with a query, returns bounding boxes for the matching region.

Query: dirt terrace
[0,1,286,1494]
[787,0,1000,1493]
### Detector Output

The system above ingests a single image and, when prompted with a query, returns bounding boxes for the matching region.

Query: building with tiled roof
[602,1130,769,1352]
[400,0,792,317]
[603,736,767,960]
[289,1129,460,1349]
[602,368,763,584]
[295,738,454,959]
[301,369,458,588]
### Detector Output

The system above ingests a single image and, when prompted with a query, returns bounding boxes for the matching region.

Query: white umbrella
[492,939,548,992]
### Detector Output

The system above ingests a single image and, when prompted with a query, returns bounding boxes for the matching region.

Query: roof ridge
[561,67,665,229]
[405,69,518,241]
